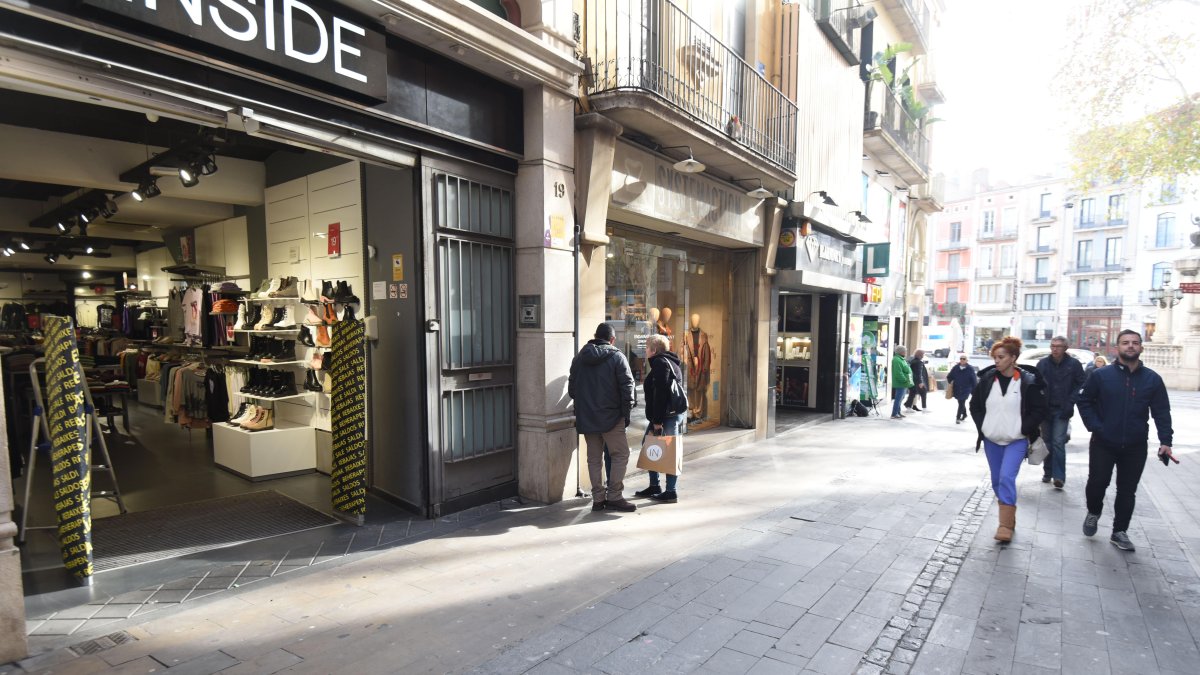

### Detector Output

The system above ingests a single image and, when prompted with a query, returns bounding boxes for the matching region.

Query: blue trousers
[892,388,907,417]
[1041,416,1070,482]
[983,437,1028,505]
[645,412,685,491]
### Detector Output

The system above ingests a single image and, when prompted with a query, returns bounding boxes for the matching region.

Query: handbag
[637,433,682,475]
[944,381,955,400]
[1027,437,1049,465]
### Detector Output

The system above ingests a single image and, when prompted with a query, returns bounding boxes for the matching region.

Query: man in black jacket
[569,323,637,512]
[1036,336,1086,488]
[1077,330,1174,551]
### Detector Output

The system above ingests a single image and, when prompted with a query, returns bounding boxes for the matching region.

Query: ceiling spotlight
[56,221,68,232]
[809,190,838,207]
[132,179,162,202]
[81,271,92,279]
[85,246,95,254]
[45,252,58,264]
[179,166,200,187]
[660,146,706,174]
[875,169,891,177]
[195,154,218,176]
[99,199,118,218]
[850,210,872,224]
[19,241,30,250]
[2,247,13,257]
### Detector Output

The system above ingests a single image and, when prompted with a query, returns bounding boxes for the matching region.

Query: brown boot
[995,504,1016,542]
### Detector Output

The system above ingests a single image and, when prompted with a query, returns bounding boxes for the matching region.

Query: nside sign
[83,0,387,100]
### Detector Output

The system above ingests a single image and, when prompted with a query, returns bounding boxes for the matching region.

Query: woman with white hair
[634,333,686,503]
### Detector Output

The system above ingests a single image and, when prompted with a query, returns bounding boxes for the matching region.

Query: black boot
[298,325,315,347]
[334,280,360,304]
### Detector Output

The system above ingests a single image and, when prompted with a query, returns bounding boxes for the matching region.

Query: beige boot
[995,504,1016,542]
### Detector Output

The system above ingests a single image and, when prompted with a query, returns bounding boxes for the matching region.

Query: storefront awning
[776,269,866,294]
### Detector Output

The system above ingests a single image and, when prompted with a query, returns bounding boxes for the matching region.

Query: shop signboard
[1180,282,1200,294]
[82,0,388,100]
[609,142,761,245]
[43,315,94,581]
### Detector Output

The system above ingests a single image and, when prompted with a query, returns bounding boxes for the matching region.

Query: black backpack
[667,370,689,416]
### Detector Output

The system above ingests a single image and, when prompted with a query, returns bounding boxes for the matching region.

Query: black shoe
[591,500,606,512]
[605,499,637,512]
[649,490,677,504]
[298,325,315,347]
[1042,475,1052,483]
[1053,479,1064,489]
[634,485,662,498]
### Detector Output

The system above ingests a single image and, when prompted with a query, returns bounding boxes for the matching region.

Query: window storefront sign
[83,0,388,99]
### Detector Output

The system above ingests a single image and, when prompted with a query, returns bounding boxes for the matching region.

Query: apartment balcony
[1023,277,1056,288]
[934,269,969,282]
[879,0,932,54]
[579,0,798,186]
[915,60,944,105]
[1069,295,1122,308]
[976,267,1016,279]
[977,228,1018,242]
[1144,233,1188,250]
[1075,217,1129,231]
[911,174,945,214]
[1026,242,1057,255]
[935,238,969,251]
[863,88,930,185]
[931,301,967,318]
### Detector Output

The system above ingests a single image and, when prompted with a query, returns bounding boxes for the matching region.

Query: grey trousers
[585,420,630,502]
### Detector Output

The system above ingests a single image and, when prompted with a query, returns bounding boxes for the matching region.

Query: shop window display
[604,232,727,444]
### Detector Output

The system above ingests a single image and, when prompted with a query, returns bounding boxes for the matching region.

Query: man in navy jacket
[1076,330,1174,551]
[1036,337,1086,488]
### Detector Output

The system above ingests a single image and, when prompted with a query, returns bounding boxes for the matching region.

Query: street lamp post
[1149,270,1184,309]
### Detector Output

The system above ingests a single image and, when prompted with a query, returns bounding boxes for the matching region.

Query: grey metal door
[421,160,516,515]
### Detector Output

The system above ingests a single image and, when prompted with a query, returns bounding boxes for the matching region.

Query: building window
[1036,226,1050,251]
[1104,278,1120,297]
[1076,279,1091,297]
[1156,213,1176,247]
[947,287,959,304]
[1076,240,1092,268]
[1079,198,1095,225]
[980,247,993,271]
[947,253,961,277]
[1107,194,1126,223]
[979,284,1002,303]
[1002,206,1017,232]
[1152,262,1170,289]
[1000,244,1015,272]
[981,210,995,235]
[1039,193,1051,218]
[950,221,962,242]
[1025,293,1055,310]
[1105,237,1122,267]
[1035,257,1049,281]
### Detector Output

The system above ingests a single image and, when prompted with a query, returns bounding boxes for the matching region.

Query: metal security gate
[422,162,517,515]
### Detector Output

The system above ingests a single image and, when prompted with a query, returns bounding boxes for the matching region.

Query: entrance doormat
[90,491,337,573]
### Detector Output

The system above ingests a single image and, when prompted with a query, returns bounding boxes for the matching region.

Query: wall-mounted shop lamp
[807,190,838,206]
[733,178,774,199]
[659,145,706,174]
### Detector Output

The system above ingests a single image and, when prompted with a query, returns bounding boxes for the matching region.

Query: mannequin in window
[682,312,712,422]
[656,307,673,340]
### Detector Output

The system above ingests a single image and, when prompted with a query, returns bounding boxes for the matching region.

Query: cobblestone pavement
[6,391,1199,674]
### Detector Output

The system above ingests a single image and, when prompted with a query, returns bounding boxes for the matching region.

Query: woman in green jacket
[891,346,913,419]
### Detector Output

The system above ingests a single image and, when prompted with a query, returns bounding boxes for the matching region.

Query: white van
[922,321,962,358]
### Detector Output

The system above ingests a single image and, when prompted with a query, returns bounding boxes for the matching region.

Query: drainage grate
[69,630,136,656]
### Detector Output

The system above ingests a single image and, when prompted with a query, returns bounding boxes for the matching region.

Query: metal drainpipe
[573,217,582,497]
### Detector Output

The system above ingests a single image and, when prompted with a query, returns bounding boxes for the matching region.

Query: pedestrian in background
[634,334,686,504]
[946,354,977,424]
[890,346,913,419]
[1036,336,1086,489]
[568,323,637,513]
[1085,354,1107,377]
[1077,330,1174,551]
[904,349,930,412]
[969,336,1048,542]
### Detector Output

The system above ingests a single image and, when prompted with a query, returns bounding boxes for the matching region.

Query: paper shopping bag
[637,434,683,475]
[944,381,955,400]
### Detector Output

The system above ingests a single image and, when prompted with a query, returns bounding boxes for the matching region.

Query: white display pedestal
[213,421,317,481]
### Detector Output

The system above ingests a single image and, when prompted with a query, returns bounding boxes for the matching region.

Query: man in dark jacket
[1077,330,1174,551]
[904,349,930,412]
[569,323,637,512]
[1036,336,1087,488]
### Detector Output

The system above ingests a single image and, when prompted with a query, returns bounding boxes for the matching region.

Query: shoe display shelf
[214,419,316,481]
[234,328,300,334]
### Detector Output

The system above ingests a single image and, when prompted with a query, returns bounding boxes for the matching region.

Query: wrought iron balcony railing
[864,88,930,175]
[579,0,798,172]
[1070,295,1122,308]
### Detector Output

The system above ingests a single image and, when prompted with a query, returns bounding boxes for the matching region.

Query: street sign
[1180,282,1200,294]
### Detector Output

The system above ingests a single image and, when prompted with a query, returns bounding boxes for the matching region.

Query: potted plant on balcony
[863,42,912,129]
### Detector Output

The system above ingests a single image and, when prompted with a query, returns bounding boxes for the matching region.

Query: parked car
[1016,347,1095,368]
